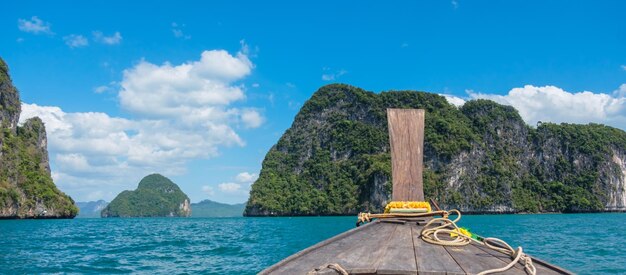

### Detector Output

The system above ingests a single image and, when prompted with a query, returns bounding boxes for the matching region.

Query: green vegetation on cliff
[245,84,626,216]
[0,58,78,218]
[101,174,191,217]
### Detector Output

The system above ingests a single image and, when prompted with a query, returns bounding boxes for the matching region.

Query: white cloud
[241,109,264,128]
[321,68,347,81]
[18,16,53,35]
[94,86,109,94]
[119,50,253,117]
[19,102,238,200]
[451,0,459,9]
[469,84,626,129]
[441,94,466,107]
[218,182,241,192]
[252,83,260,88]
[93,31,122,45]
[93,82,117,94]
[202,185,215,196]
[18,47,264,201]
[614,84,626,98]
[235,172,258,183]
[621,65,626,71]
[64,34,88,48]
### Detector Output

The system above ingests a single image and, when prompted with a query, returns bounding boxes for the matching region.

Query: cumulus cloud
[93,31,122,45]
[235,172,258,183]
[218,182,241,192]
[621,65,626,71]
[241,109,264,128]
[119,50,253,117]
[19,48,264,201]
[64,34,88,48]
[469,84,626,129]
[18,16,53,35]
[615,84,626,98]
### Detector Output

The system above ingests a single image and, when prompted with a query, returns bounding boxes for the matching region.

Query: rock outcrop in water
[245,84,626,216]
[0,58,78,219]
[101,174,191,217]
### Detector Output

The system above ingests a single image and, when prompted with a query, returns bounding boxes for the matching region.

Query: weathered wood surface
[261,220,571,274]
[387,109,425,201]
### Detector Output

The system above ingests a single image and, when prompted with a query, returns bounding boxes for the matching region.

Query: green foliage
[246,84,626,215]
[102,174,191,217]
[0,58,9,83]
[0,119,78,217]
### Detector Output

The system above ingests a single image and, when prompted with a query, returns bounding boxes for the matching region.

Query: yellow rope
[420,210,537,275]
[357,210,448,226]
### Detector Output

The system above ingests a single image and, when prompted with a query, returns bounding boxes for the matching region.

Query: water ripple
[1,214,624,274]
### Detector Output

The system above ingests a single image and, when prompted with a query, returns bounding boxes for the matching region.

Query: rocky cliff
[0,58,78,218]
[101,174,191,217]
[245,84,626,216]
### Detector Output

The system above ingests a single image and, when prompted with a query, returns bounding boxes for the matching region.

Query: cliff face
[245,84,626,216]
[101,174,191,218]
[0,58,78,218]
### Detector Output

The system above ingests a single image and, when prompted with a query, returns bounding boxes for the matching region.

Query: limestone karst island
[2,1,626,274]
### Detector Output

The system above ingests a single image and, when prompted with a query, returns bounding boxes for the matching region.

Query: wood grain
[376,223,417,274]
[387,109,425,201]
[412,223,464,275]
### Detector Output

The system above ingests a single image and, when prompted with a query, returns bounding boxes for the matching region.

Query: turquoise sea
[1,213,625,274]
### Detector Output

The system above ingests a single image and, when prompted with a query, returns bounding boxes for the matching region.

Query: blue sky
[2,1,625,204]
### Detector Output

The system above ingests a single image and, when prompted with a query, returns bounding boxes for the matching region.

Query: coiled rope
[420,210,536,275]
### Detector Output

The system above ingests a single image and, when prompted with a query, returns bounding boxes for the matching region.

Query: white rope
[420,210,537,275]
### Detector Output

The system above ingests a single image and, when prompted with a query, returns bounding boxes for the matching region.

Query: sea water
[1,213,625,274]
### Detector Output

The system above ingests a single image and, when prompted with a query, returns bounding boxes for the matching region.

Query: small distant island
[75,200,109,218]
[191,200,245,217]
[101,174,191,218]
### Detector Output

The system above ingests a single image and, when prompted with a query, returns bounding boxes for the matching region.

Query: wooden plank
[444,243,526,275]
[334,222,398,274]
[376,223,418,274]
[387,109,425,201]
[264,221,396,274]
[260,221,380,274]
[412,224,464,275]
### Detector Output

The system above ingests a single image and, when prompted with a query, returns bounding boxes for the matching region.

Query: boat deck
[261,218,572,275]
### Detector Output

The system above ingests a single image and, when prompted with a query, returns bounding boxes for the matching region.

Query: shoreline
[244,209,626,217]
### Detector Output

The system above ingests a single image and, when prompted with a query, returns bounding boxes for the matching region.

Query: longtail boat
[261,109,572,275]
